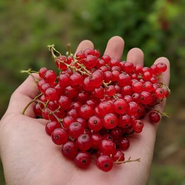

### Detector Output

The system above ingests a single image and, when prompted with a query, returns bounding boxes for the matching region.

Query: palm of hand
[0,37,170,185]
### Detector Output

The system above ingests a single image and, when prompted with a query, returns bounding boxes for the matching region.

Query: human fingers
[7,74,39,117]
[103,36,125,61]
[126,48,144,65]
[75,40,94,54]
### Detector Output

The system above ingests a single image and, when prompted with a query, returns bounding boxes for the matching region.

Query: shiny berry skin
[119,114,132,129]
[119,137,130,150]
[51,128,68,145]
[94,49,100,58]
[102,55,111,64]
[83,76,95,91]
[86,99,97,108]
[98,101,113,116]
[113,150,125,163]
[91,70,104,87]
[103,133,113,141]
[64,86,78,99]
[121,85,132,95]
[70,72,83,86]
[100,139,116,155]
[63,116,75,129]
[91,133,102,149]
[85,55,98,69]
[67,109,79,119]
[40,83,50,93]
[39,67,47,78]
[133,120,144,133]
[112,70,120,81]
[156,62,167,73]
[76,133,92,151]
[135,64,143,74]
[142,81,154,92]
[124,95,133,103]
[77,91,89,103]
[113,99,128,114]
[76,117,87,128]
[148,111,160,123]
[79,104,94,119]
[88,115,103,131]
[123,61,134,73]
[103,113,118,129]
[58,73,70,87]
[104,71,113,83]
[132,81,143,93]
[84,48,95,56]
[155,88,165,99]
[34,103,42,116]
[93,87,104,99]
[45,121,61,135]
[132,93,140,103]
[75,152,91,169]
[56,56,67,70]
[118,73,131,86]
[110,127,123,140]
[143,71,152,81]
[68,122,84,139]
[105,85,116,96]
[76,51,85,60]
[62,141,78,159]
[44,70,57,84]
[58,96,71,110]
[140,91,153,105]
[45,88,58,101]
[96,155,113,172]
[127,101,139,116]
[110,58,120,67]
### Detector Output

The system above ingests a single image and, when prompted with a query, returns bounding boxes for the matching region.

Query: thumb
[7,74,40,117]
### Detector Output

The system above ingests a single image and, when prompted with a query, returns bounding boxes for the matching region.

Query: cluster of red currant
[24,45,169,172]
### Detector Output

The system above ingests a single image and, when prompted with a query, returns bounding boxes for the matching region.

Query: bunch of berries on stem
[23,44,169,172]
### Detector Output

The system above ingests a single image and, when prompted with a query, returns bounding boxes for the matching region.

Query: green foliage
[149,165,185,185]
[71,0,185,89]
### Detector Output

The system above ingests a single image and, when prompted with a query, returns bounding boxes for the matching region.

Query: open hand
[0,36,170,185]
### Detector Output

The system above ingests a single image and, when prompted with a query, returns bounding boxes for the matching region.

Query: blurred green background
[0,0,185,184]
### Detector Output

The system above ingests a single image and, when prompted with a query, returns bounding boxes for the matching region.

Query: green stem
[47,44,61,59]
[22,93,42,115]
[115,157,141,164]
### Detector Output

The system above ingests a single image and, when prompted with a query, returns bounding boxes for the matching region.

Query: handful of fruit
[23,45,169,172]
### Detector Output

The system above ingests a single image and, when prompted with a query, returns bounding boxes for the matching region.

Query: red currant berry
[156,62,167,73]
[68,122,84,139]
[113,99,128,114]
[148,111,161,123]
[119,137,130,150]
[96,155,113,172]
[51,128,68,145]
[103,113,118,129]
[76,133,92,151]
[133,120,144,133]
[62,141,78,159]
[58,96,71,110]
[45,121,61,135]
[113,150,125,163]
[88,115,103,131]
[100,139,116,155]
[39,67,47,78]
[79,104,94,119]
[91,133,102,149]
[75,152,91,169]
